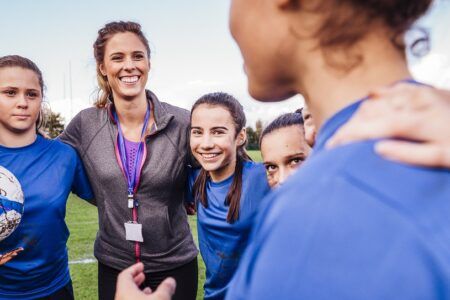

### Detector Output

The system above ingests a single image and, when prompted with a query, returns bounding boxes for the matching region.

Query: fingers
[185,202,196,215]
[151,277,177,300]
[10,248,24,256]
[0,248,24,265]
[327,113,398,148]
[121,262,147,287]
[116,263,150,300]
[375,141,450,168]
[327,84,442,148]
[142,287,152,295]
[124,262,145,278]
[133,272,146,286]
[0,256,13,265]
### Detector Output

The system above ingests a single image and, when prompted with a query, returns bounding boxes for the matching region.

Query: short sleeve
[185,167,199,205]
[71,153,95,205]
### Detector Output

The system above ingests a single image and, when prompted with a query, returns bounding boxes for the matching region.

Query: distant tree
[43,111,65,138]
[255,119,263,141]
[246,126,259,150]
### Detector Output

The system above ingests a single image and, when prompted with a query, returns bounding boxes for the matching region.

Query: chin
[200,163,220,173]
[120,89,145,100]
[10,125,35,134]
[248,82,296,103]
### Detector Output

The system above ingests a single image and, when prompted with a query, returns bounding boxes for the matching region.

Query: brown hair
[298,0,432,69]
[93,21,151,108]
[259,112,304,148]
[191,92,251,223]
[0,55,45,129]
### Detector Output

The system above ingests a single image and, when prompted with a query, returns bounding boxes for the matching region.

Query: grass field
[66,150,262,299]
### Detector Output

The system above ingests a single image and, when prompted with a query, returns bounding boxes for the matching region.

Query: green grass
[248,149,262,162]
[66,196,98,299]
[67,151,262,299]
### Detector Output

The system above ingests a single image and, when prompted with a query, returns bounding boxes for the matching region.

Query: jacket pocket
[140,205,175,255]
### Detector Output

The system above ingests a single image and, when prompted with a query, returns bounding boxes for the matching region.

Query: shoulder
[159,101,190,124]
[60,106,107,147]
[243,161,266,178]
[308,140,450,204]
[242,161,270,195]
[35,136,79,163]
[65,106,107,130]
[75,106,106,120]
[259,140,450,255]
[230,142,450,299]
[48,138,78,157]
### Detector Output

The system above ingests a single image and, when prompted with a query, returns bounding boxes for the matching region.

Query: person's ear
[237,128,247,146]
[99,64,107,77]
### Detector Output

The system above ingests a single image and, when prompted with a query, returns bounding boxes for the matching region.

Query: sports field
[67,150,262,299]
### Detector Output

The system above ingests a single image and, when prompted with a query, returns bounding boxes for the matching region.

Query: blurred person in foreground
[227,0,450,299]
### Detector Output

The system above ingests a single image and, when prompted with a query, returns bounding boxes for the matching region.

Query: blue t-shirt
[189,161,270,300]
[0,135,93,299]
[227,100,450,300]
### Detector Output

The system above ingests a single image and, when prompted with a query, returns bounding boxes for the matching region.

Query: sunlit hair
[191,92,251,223]
[259,111,304,147]
[0,55,45,130]
[93,21,151,108]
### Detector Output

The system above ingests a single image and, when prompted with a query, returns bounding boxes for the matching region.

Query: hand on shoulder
[327,83,450,168]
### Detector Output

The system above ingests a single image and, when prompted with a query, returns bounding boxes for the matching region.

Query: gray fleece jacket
[60,90,198,272]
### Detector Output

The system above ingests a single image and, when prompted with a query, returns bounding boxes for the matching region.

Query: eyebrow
[109,52,123,58]
[210,126,228,131]
[109,51,145,57]
[190,126,229,131]
[285,152,307,160]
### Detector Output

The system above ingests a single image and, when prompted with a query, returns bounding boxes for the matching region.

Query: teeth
[201,153,219,159]
[121,76,139,83]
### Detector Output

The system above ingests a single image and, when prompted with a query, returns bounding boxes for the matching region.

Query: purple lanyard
[113,103,151,200]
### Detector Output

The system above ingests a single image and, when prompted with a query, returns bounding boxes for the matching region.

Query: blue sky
[1,0,449,126]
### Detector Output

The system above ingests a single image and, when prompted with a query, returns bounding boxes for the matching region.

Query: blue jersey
[227,100,450,300]
[189,161,270,300]
[0,135,93,299]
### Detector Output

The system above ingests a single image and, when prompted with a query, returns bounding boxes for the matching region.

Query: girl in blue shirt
[0,55,93,300]
[188,92,270,300]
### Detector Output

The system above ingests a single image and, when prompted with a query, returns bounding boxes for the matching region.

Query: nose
[123,57,136,71]
[278,167,294,186]
[16,94,28,109]
[200,133,214,149]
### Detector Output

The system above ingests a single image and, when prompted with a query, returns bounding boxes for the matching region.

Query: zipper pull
[128,194,134,208]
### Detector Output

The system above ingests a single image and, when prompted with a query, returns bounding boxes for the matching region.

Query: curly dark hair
[314,0,432,50]
[295,0,432,69]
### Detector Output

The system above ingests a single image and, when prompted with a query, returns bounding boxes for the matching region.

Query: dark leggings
[98,258,198,300]
[37,280,74,300]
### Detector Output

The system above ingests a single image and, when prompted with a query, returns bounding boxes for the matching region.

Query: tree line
[246,119,263,150]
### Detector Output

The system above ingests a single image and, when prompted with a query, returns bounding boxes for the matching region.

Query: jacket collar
[106,90,174,134]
